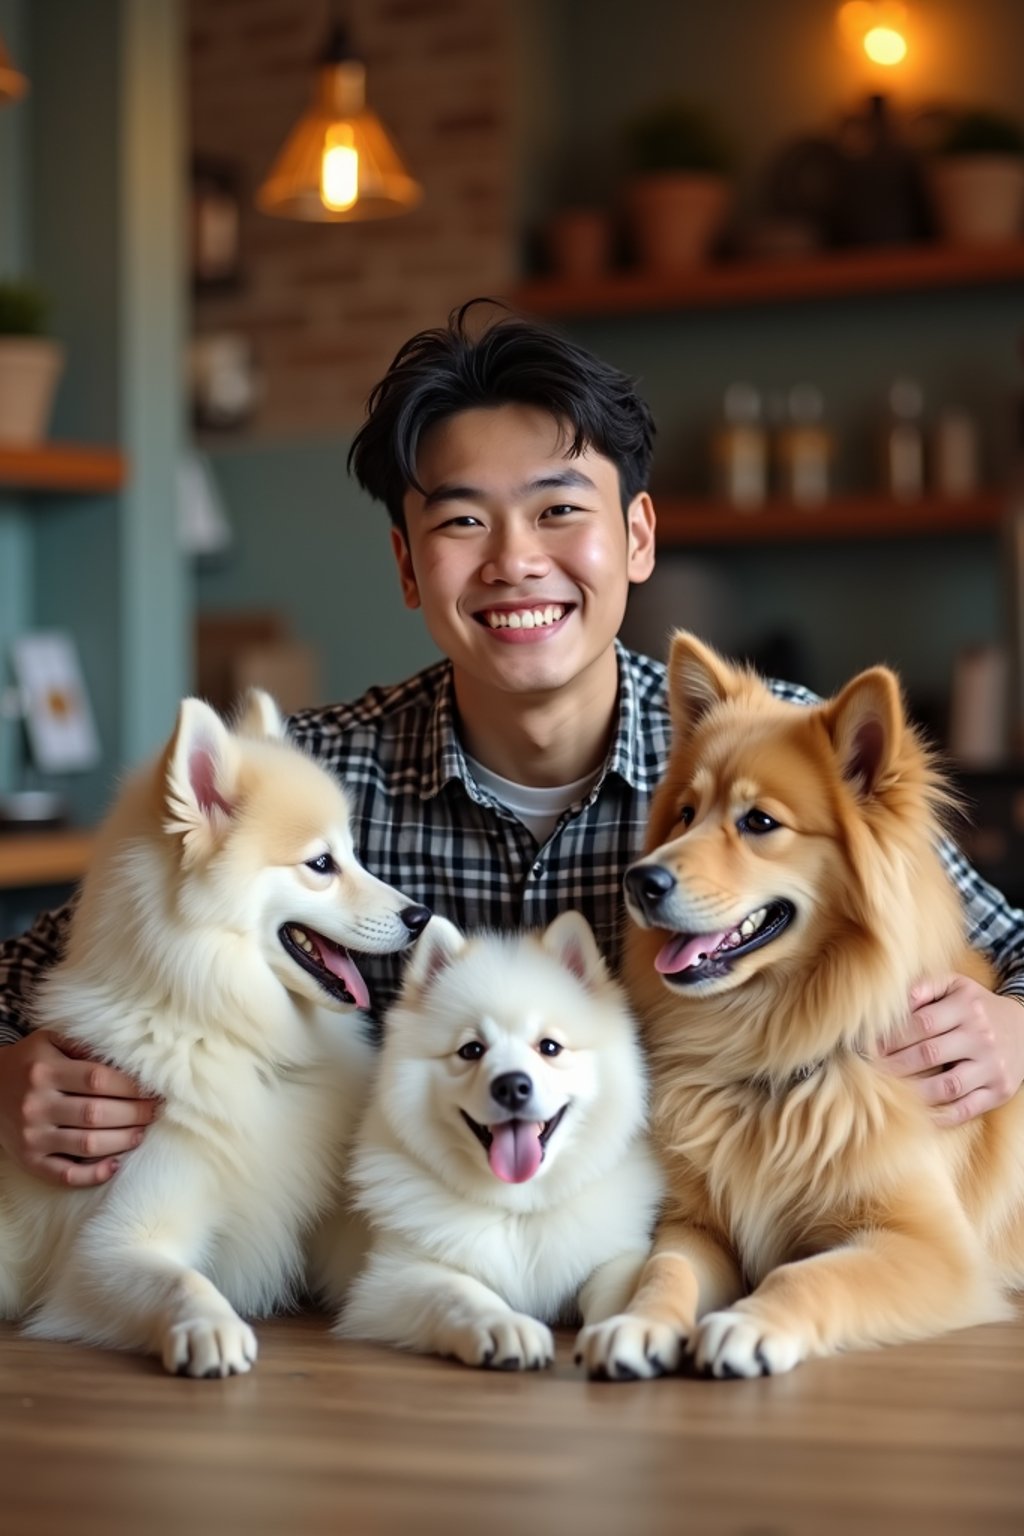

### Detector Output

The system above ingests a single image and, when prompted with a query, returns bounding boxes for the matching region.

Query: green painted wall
[195,436,437,706]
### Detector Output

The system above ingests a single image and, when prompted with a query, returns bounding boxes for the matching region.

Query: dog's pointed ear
[234,688,286,741]
[823,667,904,799]
[668,630,742,742]
[541,911,607,988]
[401,915,466,997]
[163,698,240,865]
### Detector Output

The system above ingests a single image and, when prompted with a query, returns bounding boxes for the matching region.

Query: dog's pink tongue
[488,1121,544,1183]
[656,931,729,975]
[312,937,370,1010]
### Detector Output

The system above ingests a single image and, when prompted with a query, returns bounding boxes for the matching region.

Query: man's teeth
[485,605,565,630]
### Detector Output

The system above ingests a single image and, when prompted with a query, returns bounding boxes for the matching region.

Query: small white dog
[334,911,663,1370]
[0,690,429,1376]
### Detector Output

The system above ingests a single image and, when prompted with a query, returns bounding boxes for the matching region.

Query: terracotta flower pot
[0,338,65,444]
[626,172,729,272]
[928,155,1024,245]
[544,208,612,280]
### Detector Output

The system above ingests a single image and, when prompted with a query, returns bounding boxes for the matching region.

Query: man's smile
[473,602,576,640]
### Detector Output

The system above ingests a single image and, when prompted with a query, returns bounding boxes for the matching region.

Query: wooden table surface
[0,1312,1021,1536]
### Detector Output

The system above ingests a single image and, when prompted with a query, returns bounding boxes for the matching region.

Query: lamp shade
[0,35,28,105]
[256,56,422,222]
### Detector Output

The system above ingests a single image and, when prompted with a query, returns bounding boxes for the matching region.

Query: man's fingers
[880,1026,971,1078]
[933,1087,997,1128]
[50,1055,153,1102]
[44,1126,146,1160]
[914,1058,989,1109]
[56,1093,160,1131]
[28,1155,122,1189]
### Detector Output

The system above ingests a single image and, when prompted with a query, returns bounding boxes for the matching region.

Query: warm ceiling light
[863,24,908,65]
[836,2,910,67]
[0,33,29,105]
[256,14,422,223]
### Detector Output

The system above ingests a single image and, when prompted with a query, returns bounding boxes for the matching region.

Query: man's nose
[480,525,550,584]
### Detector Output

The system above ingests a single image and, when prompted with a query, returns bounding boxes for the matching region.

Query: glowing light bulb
[863,24,908,65]
[321,125,358,211]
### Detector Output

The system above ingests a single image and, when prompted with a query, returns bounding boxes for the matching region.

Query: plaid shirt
[2,642,1024,1037]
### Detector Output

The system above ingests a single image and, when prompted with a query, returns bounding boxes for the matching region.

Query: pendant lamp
[0,34,28,105]
[256,9,422,223]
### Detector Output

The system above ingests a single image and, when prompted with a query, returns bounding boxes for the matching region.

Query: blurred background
[2,0,1024,923]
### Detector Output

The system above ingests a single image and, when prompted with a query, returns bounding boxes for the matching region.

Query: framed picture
[10,630,101,774]
[191,154,244,291]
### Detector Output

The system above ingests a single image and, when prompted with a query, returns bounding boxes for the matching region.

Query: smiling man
[1,299,1024,1188]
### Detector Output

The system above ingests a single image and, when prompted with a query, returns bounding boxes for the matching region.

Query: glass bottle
[712,383,768,512]
[775,383,832,509]
[883,378,925,502]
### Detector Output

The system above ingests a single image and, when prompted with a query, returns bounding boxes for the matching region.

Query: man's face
[391,404,655,702]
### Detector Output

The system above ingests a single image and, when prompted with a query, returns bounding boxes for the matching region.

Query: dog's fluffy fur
[336,912,663,1369]
[0,691,426,1376]
[577,632,1024,1381]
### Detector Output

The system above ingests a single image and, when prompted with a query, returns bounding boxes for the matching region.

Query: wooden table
[0,1312,1020,1535]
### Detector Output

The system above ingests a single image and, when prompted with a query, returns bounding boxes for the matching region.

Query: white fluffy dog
[334,912,663,1369]
[0,690,429,1376]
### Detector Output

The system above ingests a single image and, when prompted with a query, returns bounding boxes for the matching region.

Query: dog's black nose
[400,904,432,935]
[491,1071,533,1111]
[624,864,676,911]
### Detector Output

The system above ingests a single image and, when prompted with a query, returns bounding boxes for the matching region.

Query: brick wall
[189,0,515,435]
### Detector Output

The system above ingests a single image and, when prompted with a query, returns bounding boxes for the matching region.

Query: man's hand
[879,974,1024,1126]
[0,1030,160,1187]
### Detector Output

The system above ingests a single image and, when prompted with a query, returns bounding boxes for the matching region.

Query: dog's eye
[538,1038,563,1058]
[737,809,778,835]
[457,1041,485,1061]
[678,805,695,828]
[304,852,337,876]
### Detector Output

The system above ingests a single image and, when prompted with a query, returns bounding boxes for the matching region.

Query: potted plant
[621,99,734,272]
[0,278,65,445]
[928,108,1024,246]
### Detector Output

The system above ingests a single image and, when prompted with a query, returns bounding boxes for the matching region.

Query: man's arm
[0,903,158,1186]
[879,838,1024,1123]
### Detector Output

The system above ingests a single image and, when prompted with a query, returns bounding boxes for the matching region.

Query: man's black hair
[348,298,656,530]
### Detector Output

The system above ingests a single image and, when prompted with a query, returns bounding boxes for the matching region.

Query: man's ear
[626,491,656,586]
[390,526,421,611]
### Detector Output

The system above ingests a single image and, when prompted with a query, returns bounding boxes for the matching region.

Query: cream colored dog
[336,912,663,1369]
[0,691,428,1376]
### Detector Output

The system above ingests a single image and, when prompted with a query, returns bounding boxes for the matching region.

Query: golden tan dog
[576,631,1024,1379]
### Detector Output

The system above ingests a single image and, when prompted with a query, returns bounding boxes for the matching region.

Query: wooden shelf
[654,492,1006,547]
[0,442,126,494]
[511,241,1024,318]
[0,829,95,890]
[0,828,95,889]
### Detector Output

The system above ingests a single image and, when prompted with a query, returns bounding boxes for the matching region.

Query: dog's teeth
[290,926,316,955]
[740,918,755,938]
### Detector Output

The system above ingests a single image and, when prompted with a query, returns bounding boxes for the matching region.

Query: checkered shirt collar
[417,641,653,802]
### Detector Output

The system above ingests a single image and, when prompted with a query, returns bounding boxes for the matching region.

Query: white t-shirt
[465,753,601,845]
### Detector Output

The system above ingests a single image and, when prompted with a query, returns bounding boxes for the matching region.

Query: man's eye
[538,1038,563,1057]
[457,1041,485,1061]
[305,852,338,875]
[737,809,778,835]
[543,504,581,519]
[438,514,483,529]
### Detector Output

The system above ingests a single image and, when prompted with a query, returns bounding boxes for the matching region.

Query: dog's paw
[691,1309,804,1379]
[161,1314,258,1378]
[574,1314,683,1381]
[443,1312,554,1371]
